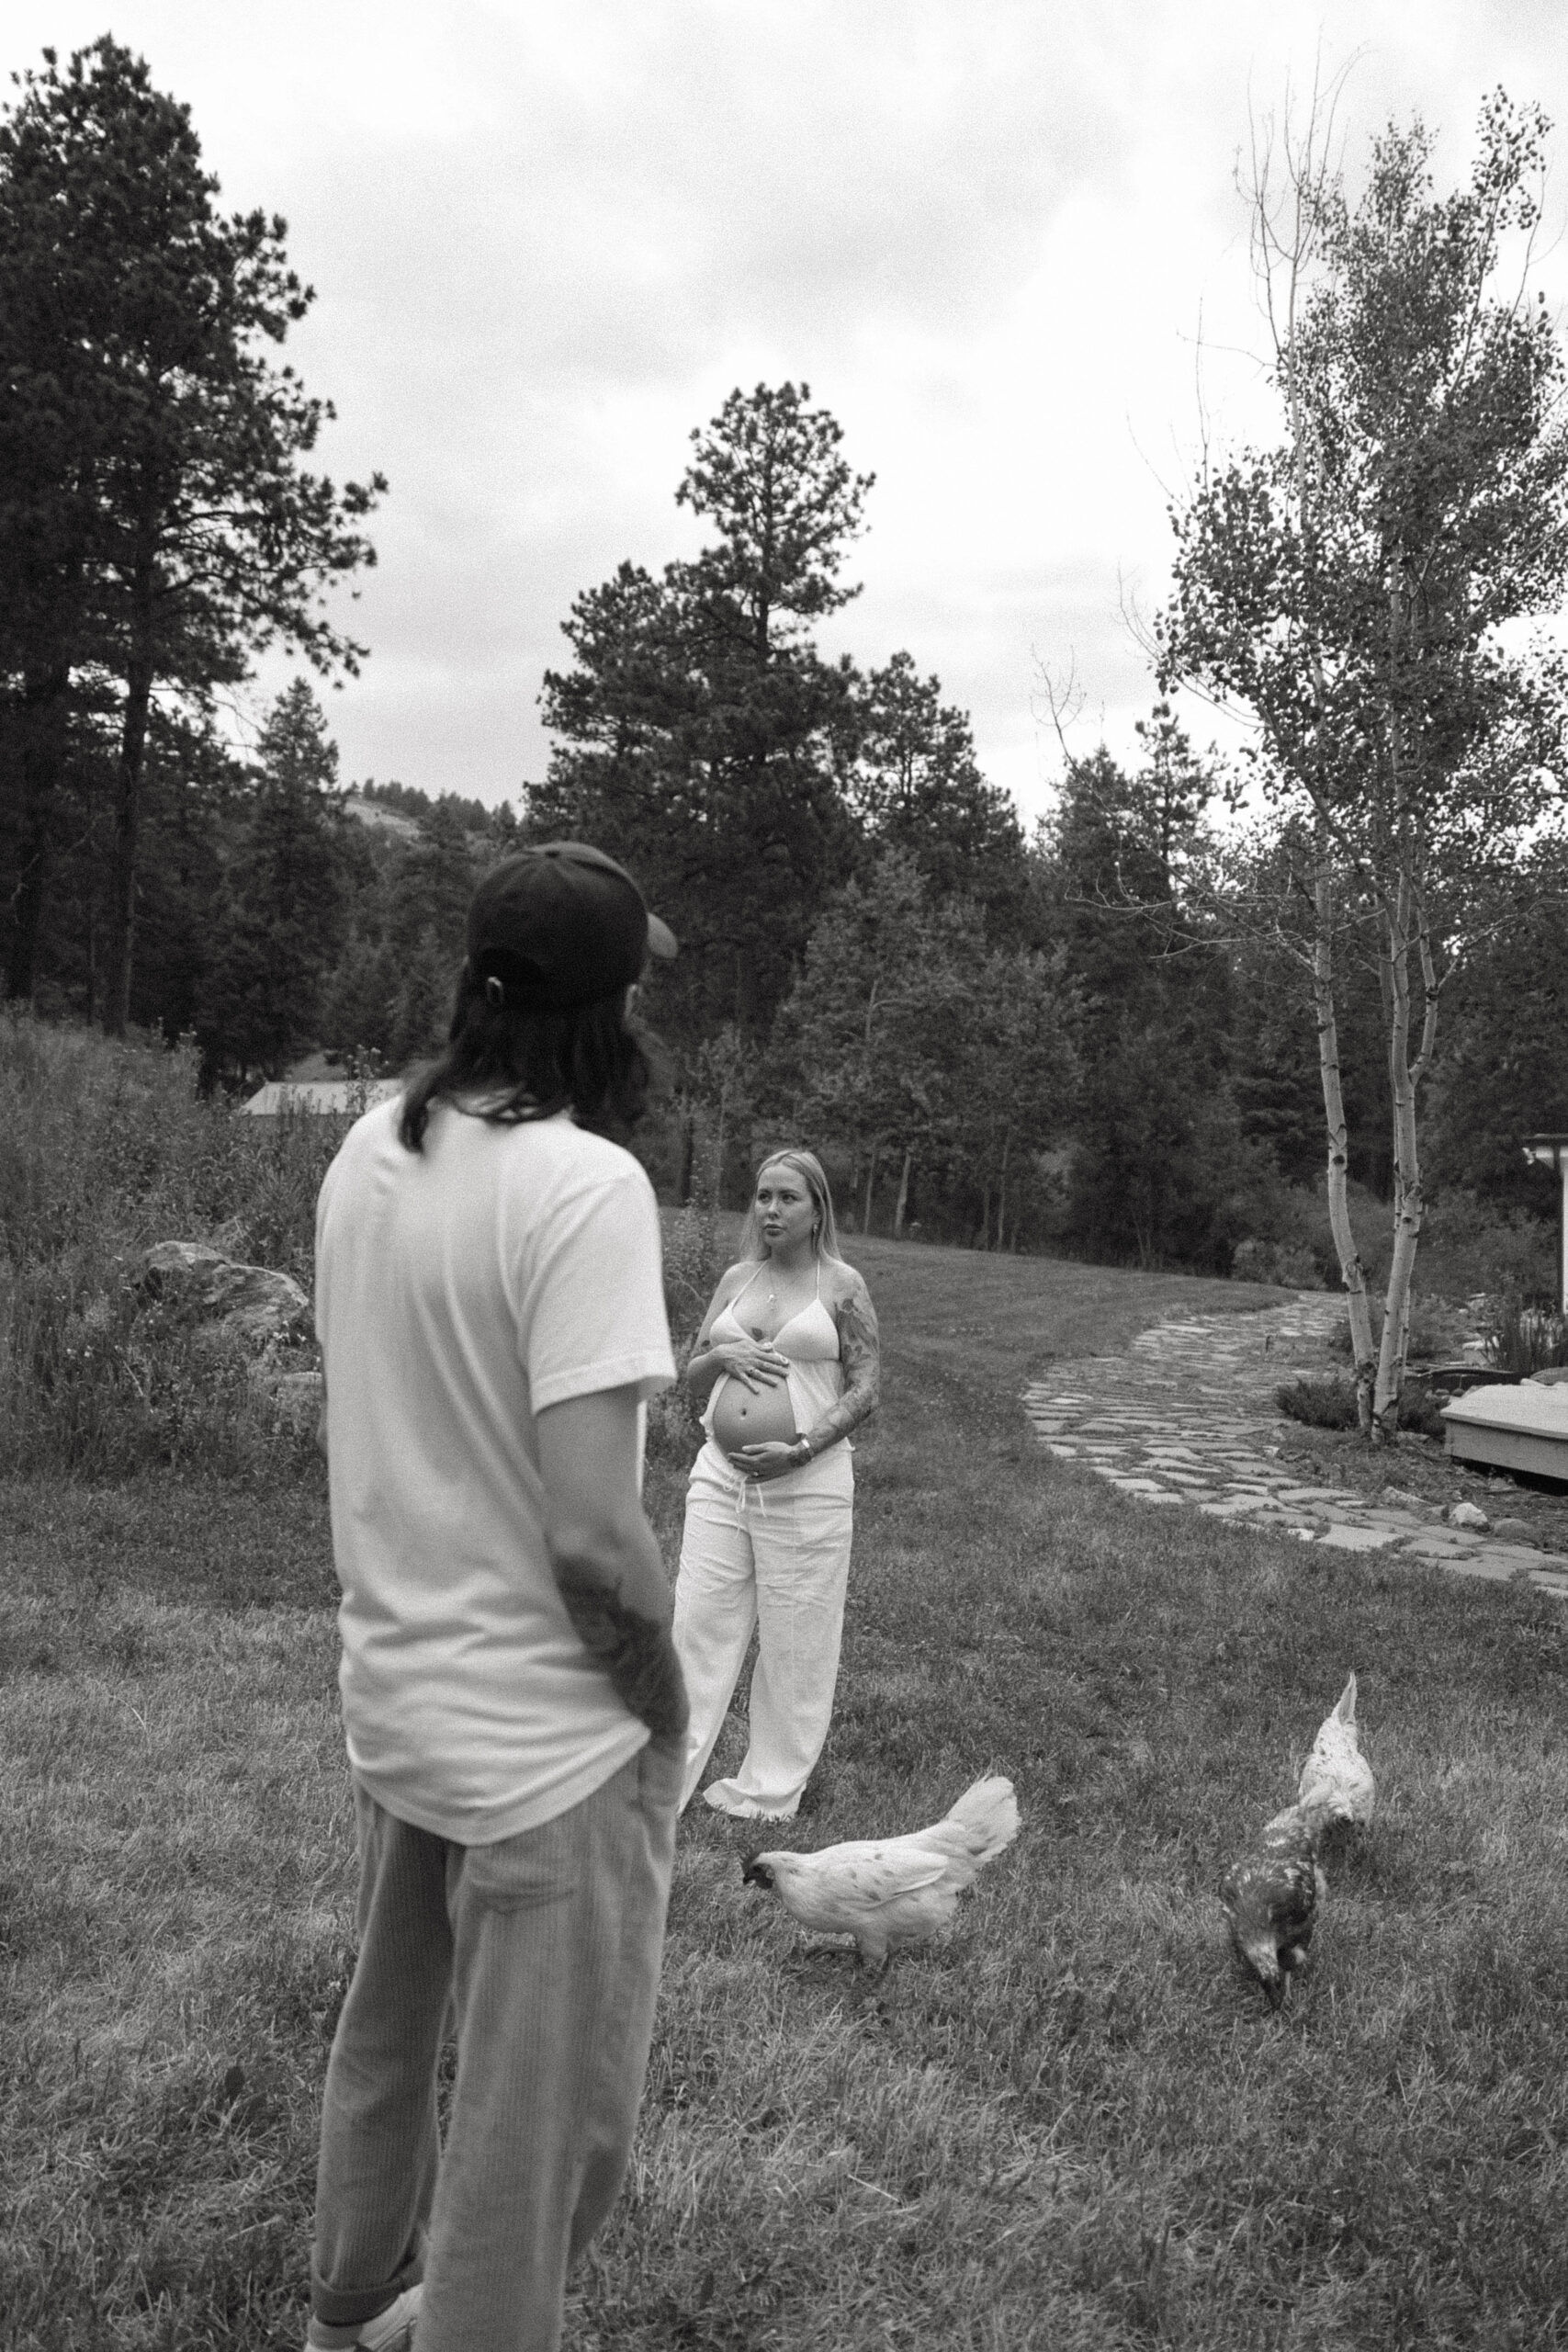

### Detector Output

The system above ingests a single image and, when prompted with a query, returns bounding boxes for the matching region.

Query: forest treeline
[4,40,1567,1289]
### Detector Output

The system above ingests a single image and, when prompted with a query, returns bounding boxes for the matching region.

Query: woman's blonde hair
[739,1148,844,1262]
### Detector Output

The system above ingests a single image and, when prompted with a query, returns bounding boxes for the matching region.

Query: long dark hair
[399,961,651,1151]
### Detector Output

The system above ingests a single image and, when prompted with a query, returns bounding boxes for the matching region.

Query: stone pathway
[1023,1294,1568,1600]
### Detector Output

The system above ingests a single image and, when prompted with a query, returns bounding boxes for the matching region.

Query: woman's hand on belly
[713,1337,790,1394]
[730,1439,807,1483]
[711,1374,798,1457]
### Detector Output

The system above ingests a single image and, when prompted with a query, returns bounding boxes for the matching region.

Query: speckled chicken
[1220,1674,1374,2007]
[1218,1800,1331,2007]
[740,1775,1020,1971]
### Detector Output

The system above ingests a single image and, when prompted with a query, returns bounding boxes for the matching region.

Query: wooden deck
[1442,1380,1568,1482]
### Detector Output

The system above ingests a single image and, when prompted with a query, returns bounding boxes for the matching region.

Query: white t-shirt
[315,1096,676,1846]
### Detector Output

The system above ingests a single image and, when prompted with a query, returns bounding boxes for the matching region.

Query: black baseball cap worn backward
[466,843,678,1012]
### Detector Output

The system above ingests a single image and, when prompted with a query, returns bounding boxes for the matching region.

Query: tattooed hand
[552,1568,689,1744]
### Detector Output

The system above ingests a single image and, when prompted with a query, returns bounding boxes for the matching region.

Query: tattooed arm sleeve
[536,1386,689,1742]
[801,1278,881,1457]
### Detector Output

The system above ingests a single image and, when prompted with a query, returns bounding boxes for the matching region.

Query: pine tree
[850,651,1027,931]
[0,37,383,1023]
[197,681,348,1086]
[534,383,868,1049]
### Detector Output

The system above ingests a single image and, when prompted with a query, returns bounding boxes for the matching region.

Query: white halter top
[704,1260,844,1440]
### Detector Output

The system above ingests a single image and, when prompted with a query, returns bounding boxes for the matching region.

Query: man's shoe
[304,2282,422,2351]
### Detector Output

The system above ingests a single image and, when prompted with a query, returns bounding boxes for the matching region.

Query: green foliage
[1408,1189,1555,1304]
[646,1202,735,1470]
[1275,1371,1360,1429]
[1160,93,1568,1411]
[1040,725,1257,1271]
[1326,1301,1449,1365]
[1393,1382,1450,1439]
[0,33,383,1020]
[0,1010,344,1475]
[772,849,1077,1242]
[1483,1296,1568,1377]
[359,776,507,837]
[197,683,352,1087]
[535,383,867,1050]
[1426,842,1568,1215]
[849,651,1028,928]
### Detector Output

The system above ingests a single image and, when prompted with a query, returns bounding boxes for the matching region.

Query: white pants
[672,1441,854,1819]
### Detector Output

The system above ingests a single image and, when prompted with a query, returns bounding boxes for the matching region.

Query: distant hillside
[343,790,422,842]
[354,778,504,835]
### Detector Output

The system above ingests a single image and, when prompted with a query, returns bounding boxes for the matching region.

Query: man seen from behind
[306,842,687,2352]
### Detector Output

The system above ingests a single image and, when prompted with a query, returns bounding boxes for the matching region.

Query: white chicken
[1293,1671,1375,1827]
[740,1775,1020,1970]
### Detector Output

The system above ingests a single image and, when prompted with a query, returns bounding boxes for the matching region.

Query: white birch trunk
[1314,842,1376,1428]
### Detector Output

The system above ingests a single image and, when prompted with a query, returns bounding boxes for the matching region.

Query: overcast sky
[11,0,1568,822]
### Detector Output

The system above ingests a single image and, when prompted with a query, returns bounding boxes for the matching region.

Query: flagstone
[1024,1293,1568,1600]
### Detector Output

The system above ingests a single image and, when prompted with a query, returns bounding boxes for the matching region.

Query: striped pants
[310,1744,678,2352]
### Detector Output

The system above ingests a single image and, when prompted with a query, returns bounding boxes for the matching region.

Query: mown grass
[5,1238,1568,2346]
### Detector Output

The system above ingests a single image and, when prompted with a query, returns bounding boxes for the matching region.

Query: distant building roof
[240,1079,405,1118]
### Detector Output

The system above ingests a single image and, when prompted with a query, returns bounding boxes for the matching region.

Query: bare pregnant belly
[711,1375,798,1455]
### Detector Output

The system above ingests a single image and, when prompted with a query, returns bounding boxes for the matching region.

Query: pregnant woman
[672,1149,880,1820]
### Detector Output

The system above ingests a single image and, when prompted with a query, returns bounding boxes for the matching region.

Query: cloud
[14,0,1568,821]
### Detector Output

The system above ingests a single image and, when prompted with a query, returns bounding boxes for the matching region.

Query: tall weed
[648,1201,735,1469]
[1483,1295,1568,1376]
[0,1012,352,1476]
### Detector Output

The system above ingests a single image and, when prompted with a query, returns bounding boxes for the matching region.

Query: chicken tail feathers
[1334,1673,1358,1726]
[939,1775,1021,1863]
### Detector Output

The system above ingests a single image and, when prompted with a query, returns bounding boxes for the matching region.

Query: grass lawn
[4,1242,1568,2350]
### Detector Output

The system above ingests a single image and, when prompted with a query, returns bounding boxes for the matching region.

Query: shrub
[647,1201,732,1475]
[1229,1175,1335,1287]
[660,1200,732,1351]
[1326,1302,1450,1364]
[1275,1373,1360,1430]
[1483,1295,1568,1377]
[1229,1236,1326,1288]
[0,1011,346,1477]
[1419,1188,1555,1302]
[1277,1367,1455,1438]
[1396,1382,1450,1439]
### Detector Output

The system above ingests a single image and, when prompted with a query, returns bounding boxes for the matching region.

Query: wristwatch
[791,1437,813,1465]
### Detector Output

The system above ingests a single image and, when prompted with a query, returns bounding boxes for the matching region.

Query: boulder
[1491,1516,1536,1543]
[1447,1500,1490,1531]
[140,1241,311,1354]
[1528,1366,1568,1386]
